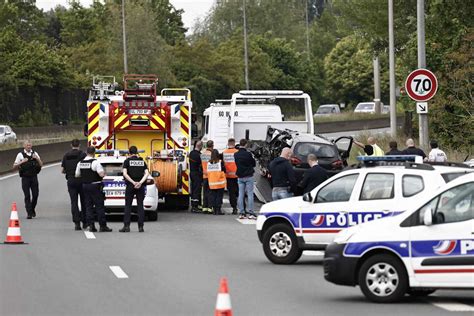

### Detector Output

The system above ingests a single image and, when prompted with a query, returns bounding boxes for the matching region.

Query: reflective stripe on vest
[207,161,226,189]
[201,150,212,178]
[223,148,238,178]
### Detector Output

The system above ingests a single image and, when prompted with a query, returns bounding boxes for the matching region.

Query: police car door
[301,172,360,245]
[408,181,474,287]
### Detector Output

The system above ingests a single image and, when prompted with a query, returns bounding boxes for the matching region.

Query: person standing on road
[385,141,403,155]
[200,140,214,214]
[428,140,448,162]
[223,138,239,215]
[354,137,384,156]
[402,138,426,159]
[234,139,257,220]
[119,146,149,233]
[207,149,226,215]
[297,154,328,194]
[61,139,87,230]
[13,140,43,219]
[75,146,112,233]
[189,140,203,213]
[269,147,297,201]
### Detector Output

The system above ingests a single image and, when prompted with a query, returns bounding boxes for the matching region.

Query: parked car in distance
[0,125,17,144]
[354,102,386,114]
[314,104,341,117]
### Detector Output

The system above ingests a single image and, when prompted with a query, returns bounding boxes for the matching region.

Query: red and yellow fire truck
[86,75,192,209]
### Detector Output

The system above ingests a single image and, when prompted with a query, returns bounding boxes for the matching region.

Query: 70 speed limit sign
[405,68,438,102]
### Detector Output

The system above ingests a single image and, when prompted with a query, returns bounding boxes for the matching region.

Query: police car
[256,156,473,264]
[97,153,159,221]
[324,173,473,303]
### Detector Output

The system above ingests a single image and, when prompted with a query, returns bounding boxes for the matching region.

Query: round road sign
[405,69,438,102]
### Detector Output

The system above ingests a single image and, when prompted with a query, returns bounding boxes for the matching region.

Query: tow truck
[86,75,192,212]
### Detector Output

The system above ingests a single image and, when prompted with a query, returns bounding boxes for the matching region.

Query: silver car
[0,125,17,144]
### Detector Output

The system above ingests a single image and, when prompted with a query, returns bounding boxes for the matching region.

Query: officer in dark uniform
[119,146,149,233]
[75,146,112,232]
[189,140,203,213]
[61,139,87,230]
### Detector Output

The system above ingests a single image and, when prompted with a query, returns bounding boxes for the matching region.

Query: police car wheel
[262,224,302,264]
[358,254,408,303]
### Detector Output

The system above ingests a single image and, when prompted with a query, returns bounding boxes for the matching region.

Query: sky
[35,0,215,33]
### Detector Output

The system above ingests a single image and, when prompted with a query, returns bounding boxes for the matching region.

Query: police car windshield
[317,107,332,114]
[294,142,338,160]
[102,163,123,176]
[356,103,374,110]
[442,172,472,183]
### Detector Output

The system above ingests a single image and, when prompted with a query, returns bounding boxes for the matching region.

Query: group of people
[189,138,258,219]
[354,137,448,162]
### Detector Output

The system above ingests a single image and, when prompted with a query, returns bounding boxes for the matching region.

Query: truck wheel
[407,288,436,297]
[147,211,158,221]
[262,223,302,264]
[358,254,408,303]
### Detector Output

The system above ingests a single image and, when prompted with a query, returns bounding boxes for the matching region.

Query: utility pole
[305,0,310,60]
[388,0,397,137]
[243,0,250,90]
[417,0,429,149]
[373,56,381,114]
[121,0,128,74]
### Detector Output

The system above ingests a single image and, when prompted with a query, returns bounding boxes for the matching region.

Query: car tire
[262,223,302,264]
[147,211,158,221]
[407,288,436,297]
[358,254,408,303]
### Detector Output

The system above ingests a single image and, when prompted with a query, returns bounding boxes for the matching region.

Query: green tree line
[0,0,472,150]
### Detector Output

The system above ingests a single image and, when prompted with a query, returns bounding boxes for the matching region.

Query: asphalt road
[1,164,473,316]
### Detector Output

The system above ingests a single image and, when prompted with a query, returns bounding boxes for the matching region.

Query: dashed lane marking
[109,266,129,279]
[84,231,96,239]
[235,218,257,225]
[303,251,325,256]
[428,298,474,312]
[0,162,61,181]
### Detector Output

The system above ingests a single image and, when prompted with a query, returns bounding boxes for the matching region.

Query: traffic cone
[4,203,25,244]
[215,277,232,316]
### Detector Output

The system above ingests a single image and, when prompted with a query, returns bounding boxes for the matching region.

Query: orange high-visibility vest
[201,149,212,179]
[222,148,238,178]
[207,161,226,189]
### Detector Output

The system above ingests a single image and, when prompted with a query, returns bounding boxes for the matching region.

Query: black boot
[99,226,113,232]
[88,224,97,232]
[138,225,144,233]
[119,225,130,233]
[74,222,82,231]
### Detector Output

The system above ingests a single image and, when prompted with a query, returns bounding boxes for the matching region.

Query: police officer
[75,146,112,232]
[13,140,43,219]
[61,139,86,230]
[189,140,203,213]
[223,138,239,214]
[119,146,149,233]
[200,140,214,213]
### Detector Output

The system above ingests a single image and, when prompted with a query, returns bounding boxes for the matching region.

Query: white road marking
[235,218,257,225]
[109,266,129,279]
[0,162,61,181]
[303,251,325,256]
[222,199,230,204]
[429,299,474,312]
[84,231,96,239]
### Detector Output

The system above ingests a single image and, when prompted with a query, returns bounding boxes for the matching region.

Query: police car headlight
[333,227,358,244]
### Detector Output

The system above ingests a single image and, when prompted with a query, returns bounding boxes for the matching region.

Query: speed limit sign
[405,69,438,102]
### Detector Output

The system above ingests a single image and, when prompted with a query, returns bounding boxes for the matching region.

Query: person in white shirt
[428,140,448,162]
[12,140,43,219]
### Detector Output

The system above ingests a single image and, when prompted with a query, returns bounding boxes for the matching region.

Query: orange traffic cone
[215,277,232,316]
[4,203,25,244]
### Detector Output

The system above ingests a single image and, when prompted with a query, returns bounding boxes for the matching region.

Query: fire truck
[86,75,192,210]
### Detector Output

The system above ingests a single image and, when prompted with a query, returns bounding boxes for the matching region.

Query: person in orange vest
[208,149,226,215]
[200,140,214,213]
[222,138,239,214]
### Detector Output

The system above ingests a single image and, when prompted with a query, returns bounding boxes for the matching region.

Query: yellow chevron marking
[180,116,189,129]
[114,114,128,128]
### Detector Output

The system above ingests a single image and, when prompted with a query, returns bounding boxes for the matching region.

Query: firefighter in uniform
[13,140,43,219]
[223,138,239,214]
[61,139,87,230]
[189,140,203,213]
[200,140,214,213]
[119,146,149,233]
[75,146,112,232]
[208,149,226,215]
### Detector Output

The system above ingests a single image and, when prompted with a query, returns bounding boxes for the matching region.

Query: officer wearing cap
[75,146,112,232]
[61,139,86,230]
[120,146,149,233]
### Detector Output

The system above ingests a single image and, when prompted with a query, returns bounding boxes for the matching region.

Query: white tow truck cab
[324,173,474,303]
[201,91,314,151]
[96,150,159,221]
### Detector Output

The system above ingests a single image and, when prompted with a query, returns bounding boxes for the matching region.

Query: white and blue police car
[96,151,159,221]
[256,156,472,264]
[324,172,473,303]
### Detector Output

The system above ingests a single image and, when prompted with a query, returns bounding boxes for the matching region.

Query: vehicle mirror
[151,171,160,177]
[302,192,313,203]
[5,131,10,135]
[423,208,433,226]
